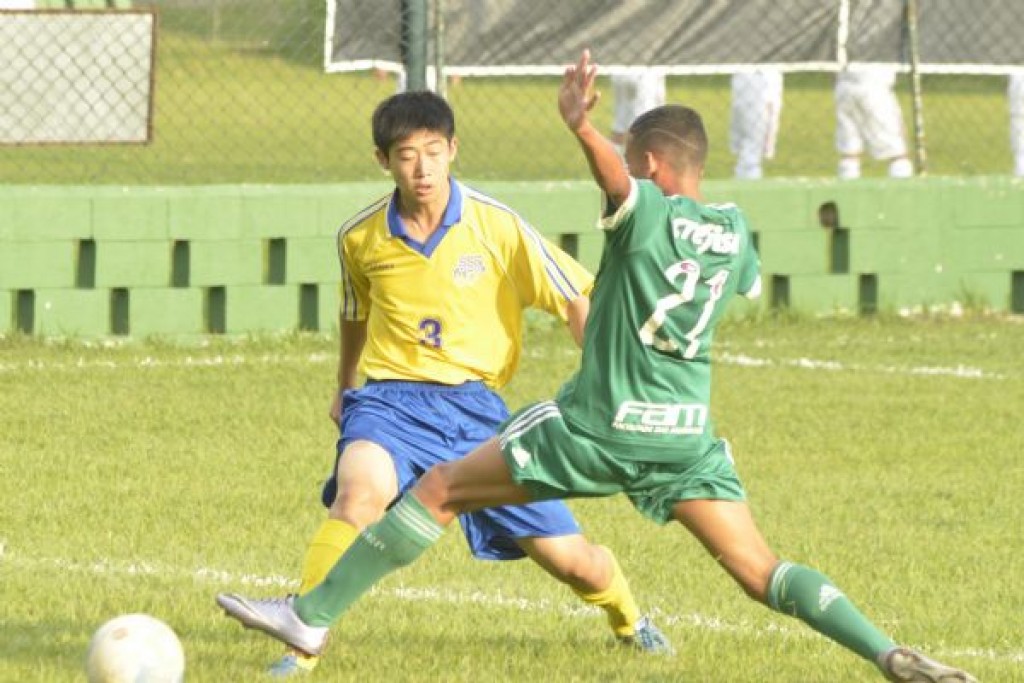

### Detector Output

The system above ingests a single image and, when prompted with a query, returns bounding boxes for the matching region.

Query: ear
[448,136,459,163]
[644,150,661,180]
[645,150,659,172]
[374,149,389,172]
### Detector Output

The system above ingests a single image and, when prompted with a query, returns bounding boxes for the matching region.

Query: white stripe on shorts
[500,401,560,447]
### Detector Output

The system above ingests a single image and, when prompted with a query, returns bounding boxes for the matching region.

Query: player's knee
[415,463,456,509]
[712,545,777,604]
[739,574,770,603]
[547,540,607,589]
[568,546,607,587]
[731,557,776,604]
[329,484,389,527]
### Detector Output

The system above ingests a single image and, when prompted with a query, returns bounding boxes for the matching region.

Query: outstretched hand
[559,49,600,132]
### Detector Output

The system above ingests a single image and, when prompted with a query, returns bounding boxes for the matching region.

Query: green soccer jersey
[557,178,761,462]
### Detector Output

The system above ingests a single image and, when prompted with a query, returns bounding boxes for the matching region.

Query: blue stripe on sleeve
[521,221,580,300]
[462,185,581,301]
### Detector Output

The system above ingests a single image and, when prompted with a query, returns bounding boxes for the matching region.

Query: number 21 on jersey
[639,259,729,359]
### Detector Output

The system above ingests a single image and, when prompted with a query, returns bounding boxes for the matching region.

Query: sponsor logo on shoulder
[672,217,740,255]
[453,254,486,286]
[612,400,708,435]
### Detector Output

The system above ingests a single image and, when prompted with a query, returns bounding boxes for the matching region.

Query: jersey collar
[386,177,463,257]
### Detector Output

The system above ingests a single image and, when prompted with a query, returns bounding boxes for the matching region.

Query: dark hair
[628,105,708,172]
[371,90,455,154]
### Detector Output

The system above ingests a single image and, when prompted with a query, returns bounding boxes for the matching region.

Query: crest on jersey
[452,254,486,286]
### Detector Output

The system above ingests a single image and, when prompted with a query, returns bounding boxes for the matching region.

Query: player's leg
[610,74,639,153]
[731,71,782,180]
[215,437,519,652]
[672,498,896,660]
[517,537,621,622]
[298,383,421,598]
[761,70,784,162]
[835,78,865,179]
[301,440,398,592]
[305,383,662,648]
[472,504,657,648]
[671,499,975,680]
[635,71,667,114]
[858,83,912,178]
[1008,74,1024,176]
[730,73,765,179]
[484,402,670,652]
[269,442,398,675]
[515,536,669,652]
[293,436,529,626]
[269,382,424,675]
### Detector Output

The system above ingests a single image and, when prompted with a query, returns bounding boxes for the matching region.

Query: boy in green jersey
[217,50,977,683]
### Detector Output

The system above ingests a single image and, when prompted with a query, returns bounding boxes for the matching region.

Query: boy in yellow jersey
[254,90,669,677]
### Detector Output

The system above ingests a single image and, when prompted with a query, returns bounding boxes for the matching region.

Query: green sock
[767,561,895,662]
[294,493,444,627]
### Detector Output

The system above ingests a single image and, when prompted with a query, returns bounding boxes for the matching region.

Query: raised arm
[558,49,632,207]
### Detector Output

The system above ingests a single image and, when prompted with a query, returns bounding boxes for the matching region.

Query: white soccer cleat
[879,646,978,683]
[216,594,328,657]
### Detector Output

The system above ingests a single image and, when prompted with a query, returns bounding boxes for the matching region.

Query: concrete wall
[2,177,1023,337]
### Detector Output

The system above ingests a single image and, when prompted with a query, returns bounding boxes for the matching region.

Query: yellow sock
[298,518,359,595]
[572,546,640,638]
[280,519,359,668]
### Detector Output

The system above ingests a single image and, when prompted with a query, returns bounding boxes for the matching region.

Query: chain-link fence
[1,0,1022,184]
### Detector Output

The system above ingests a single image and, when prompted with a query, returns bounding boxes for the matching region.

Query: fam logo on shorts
[452,254,486,286]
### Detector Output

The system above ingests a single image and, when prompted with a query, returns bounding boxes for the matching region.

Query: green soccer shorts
[498,401,747,525]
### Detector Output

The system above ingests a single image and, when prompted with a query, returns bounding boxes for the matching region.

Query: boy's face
[376,129,458,206]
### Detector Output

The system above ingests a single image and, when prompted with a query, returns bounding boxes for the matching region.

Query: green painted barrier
[2,177,1023,338]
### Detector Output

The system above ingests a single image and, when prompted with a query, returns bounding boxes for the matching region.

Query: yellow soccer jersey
[337,179,593,389]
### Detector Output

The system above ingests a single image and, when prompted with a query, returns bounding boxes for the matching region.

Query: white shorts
[835,68,907,160]
[611,72,666,135]
[729,70,784,167]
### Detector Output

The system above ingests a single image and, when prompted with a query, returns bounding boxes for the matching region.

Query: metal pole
[906,0,927,175]
[402,0,429,91]
[434,0,446,98]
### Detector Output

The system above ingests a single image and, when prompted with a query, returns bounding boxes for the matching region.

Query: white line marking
[716,352,1006,380]
[2,549,1020,665]
[0,352,334,373]
[0,348,1009,381]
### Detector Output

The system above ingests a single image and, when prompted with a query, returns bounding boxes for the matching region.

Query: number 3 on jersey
[639,260,729,359]
[418,317,442,348]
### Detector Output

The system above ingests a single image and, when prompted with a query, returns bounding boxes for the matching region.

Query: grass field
[2,314,1022,681]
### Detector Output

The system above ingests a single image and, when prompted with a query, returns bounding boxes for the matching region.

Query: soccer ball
[85,614,185,683]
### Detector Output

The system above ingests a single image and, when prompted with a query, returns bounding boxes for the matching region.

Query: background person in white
[1009,73,1024,177]
[729,69,783,179]
[610,70,666,155]
[834,66,913,179]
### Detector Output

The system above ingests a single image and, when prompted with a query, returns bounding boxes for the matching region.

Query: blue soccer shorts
[320,380,581,560]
